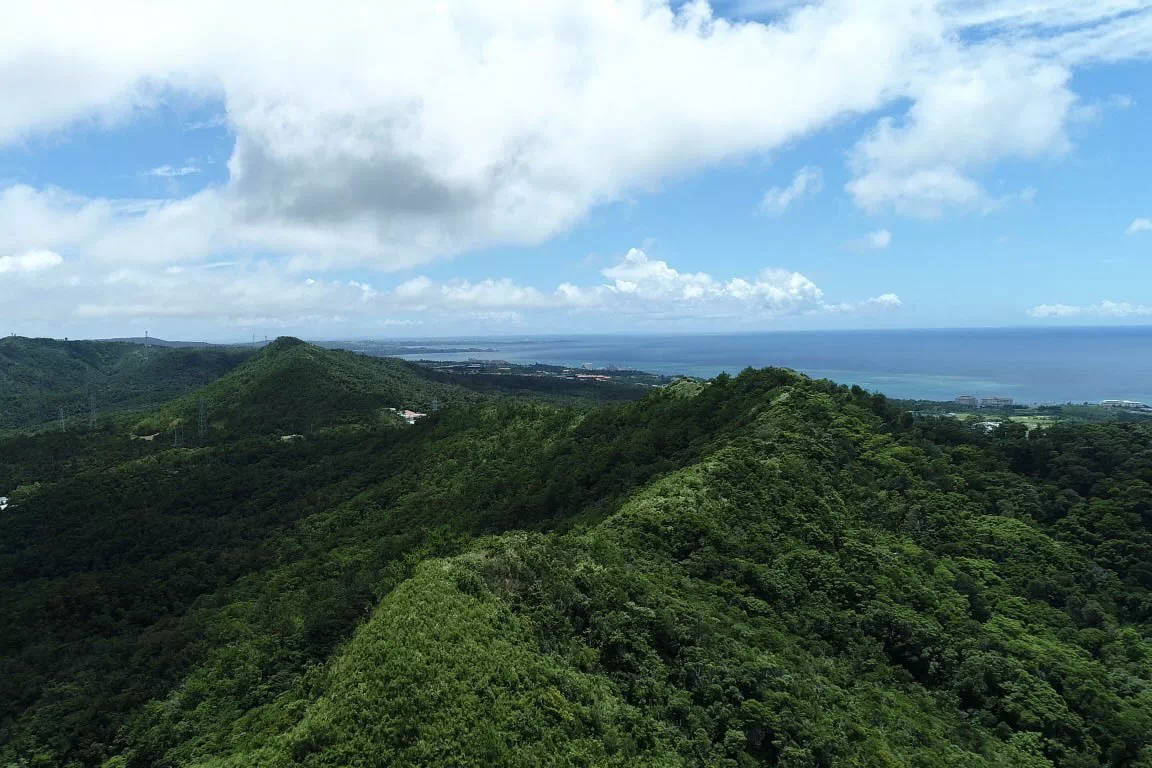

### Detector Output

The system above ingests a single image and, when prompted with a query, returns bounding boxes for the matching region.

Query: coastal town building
[1101,399,1147,409]
[956,395,1014,408]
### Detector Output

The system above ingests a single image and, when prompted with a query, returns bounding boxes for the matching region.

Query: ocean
[389,326,1152,405]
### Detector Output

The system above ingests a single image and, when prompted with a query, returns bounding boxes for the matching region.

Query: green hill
[137,336,475,435]
[2,366,1152,767]
[0,336,254,431]
[138,337,658,437]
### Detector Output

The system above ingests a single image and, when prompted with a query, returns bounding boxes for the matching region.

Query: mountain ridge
[2,354,1151,767]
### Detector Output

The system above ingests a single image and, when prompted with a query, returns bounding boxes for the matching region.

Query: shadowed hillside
[0,336,255,431]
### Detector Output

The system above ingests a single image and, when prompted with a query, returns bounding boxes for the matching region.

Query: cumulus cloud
[3,0,944,267]
[761,167,824,215]
[0,249,63,273]
[867,292,902,307]
[2,248,899,336]
[0,0,1146,270]
[847,51,1075,216]
[1027,300,1152,318]
[1127,218,1152,234]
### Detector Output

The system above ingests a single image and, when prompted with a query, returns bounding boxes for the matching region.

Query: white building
[400,409,427,424]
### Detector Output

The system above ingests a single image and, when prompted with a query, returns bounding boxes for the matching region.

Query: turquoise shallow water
[386,326,1152,404]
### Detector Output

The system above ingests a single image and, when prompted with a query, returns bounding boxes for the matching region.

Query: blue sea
[389,326,1152,405]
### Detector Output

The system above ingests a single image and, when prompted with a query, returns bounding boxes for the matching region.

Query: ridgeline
[1,339,1151,767]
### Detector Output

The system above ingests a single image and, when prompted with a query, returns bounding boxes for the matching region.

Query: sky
[1,0,1151,342]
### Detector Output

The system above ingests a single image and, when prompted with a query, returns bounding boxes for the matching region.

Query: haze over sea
[390,326,1152,405]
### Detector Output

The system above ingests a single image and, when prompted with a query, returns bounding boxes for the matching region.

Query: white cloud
[0,0,1147,340]
[1,247,899,334]
[847,228,892,249]
[185,114,227,131]
[3,0,943,267]
[761,167,824,215]
[847,166,993,217]
[0,0,1144,270]
[1070,92,1135,123]
[867,292,902,307]
[825,292,903,312]
[148,164,200,178]
[1127,218,1152,234]
[0,249,63,273]
[867,229,892,248]
[1028,300,1152,318]
[847,50,1075,216]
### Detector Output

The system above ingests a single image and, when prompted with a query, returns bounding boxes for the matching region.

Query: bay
[381,326,1152,404]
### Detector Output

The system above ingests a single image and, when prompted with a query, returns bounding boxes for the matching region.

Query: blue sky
[1,0,1150,341]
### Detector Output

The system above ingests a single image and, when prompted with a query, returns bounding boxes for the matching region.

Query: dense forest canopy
[1,338,1151,767]
[0,337,256,432]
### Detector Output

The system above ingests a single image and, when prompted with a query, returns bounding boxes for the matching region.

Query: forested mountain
[2,341,1151,767]
[136,336,478,435]
[100,338,218,349]
[0,337,255,432]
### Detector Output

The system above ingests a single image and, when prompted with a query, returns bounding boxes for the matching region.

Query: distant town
[419,358,673,388]
[954,395,1149,410]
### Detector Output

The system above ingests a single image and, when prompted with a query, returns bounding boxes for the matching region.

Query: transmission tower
[173,424,184,448]
[198,398,207,440]
[89,394,97,430]
[59,406,66,433]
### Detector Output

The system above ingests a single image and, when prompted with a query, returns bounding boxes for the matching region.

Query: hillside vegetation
[1,341,1151,767]
[0,336,254,432]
